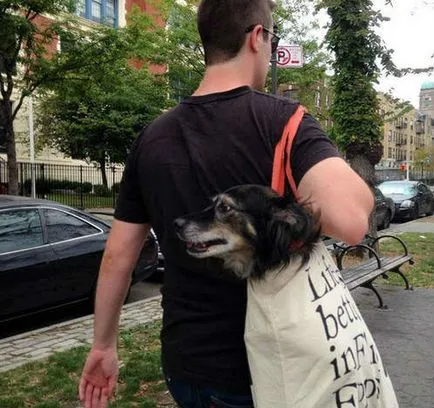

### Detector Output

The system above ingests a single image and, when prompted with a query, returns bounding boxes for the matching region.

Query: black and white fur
[174,185,321,279]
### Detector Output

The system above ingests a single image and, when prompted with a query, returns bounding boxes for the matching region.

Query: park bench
[328,235,414,309]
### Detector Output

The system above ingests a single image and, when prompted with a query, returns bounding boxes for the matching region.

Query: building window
[77,0,118,27]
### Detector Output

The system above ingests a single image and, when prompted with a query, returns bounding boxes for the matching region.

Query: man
[79,1,374,407]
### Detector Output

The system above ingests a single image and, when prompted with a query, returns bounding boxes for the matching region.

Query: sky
[312,0,434,109]
[374,0,434,108]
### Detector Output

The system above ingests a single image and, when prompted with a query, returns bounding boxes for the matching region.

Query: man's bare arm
[297,157,374,245]
[92,219,150,350]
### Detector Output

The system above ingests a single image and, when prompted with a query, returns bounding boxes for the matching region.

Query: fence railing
[375,168,434,185]
[1,161,432,210]
[0,161,124,209]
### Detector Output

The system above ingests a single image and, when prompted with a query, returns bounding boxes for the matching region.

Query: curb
[0,295,163,373]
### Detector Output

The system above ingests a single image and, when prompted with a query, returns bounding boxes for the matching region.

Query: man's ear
[248,25,264,53]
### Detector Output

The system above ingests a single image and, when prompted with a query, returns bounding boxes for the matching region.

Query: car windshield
[379,183,416,195]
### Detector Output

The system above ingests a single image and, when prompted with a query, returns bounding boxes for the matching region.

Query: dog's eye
[217,203,232,214]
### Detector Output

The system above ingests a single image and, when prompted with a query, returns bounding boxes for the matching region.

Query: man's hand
[79,347,119,408]
[78,220,149,407]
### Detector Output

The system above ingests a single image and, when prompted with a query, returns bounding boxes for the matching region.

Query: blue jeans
[165,376,254,408]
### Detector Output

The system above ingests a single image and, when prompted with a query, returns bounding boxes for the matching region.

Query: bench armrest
[368,235,409,257]
[336,244,382,270]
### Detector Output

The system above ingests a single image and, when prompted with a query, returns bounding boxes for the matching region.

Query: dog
[174,185,321,279]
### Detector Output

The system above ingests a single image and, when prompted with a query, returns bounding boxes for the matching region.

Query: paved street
[353,286,434,408]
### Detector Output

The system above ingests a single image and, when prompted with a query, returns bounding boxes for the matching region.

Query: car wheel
[380,211,391,230]
[427,202,434,216]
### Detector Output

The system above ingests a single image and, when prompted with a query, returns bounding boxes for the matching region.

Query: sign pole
[271,24,278,95]
[271,50,277,95]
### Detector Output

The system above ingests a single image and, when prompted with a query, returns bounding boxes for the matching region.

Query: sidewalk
[353,286,434,408]
[0,296,162,372]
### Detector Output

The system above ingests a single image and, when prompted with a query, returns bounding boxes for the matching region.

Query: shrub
[112,182,121,194]
[93,184,111,197]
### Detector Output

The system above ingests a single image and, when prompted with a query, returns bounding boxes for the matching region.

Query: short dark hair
[197,0,275,65]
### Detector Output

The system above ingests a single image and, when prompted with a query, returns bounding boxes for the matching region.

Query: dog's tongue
[186,241,209,252]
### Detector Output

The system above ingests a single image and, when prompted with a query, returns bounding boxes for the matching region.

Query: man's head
[197,0,277,89]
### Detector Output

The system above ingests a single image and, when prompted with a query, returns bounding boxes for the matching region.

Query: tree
[268,1,332,113]
[0,0,80,194]
[319,0,433,178]
[414,146,434,181]
[141,0,330,108]
[319,0,391,188]
[38,20,168,187]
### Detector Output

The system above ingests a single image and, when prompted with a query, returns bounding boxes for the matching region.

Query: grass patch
[338,232,434,288]
[46,193,116,210]
[376,232,434,288]
[0,321,176,408]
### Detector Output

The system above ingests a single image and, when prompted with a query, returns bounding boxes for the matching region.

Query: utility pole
[28,96,36,198]
[271,24,278,95]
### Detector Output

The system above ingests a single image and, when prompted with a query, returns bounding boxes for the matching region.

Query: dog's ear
[268,197,321,255]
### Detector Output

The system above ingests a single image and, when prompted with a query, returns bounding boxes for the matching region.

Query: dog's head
[174,185,321,279]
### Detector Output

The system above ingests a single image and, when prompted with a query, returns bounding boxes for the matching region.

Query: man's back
[115,86,338,393]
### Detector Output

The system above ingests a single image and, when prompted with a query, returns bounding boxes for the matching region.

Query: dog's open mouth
[185,239,227,253]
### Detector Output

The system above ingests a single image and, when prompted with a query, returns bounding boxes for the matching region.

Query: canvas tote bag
[244,106,399,408]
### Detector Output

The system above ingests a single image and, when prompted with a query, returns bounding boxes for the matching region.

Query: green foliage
[319,0,389,157]
[140,0,330,107]
[23,178,93,195]
[0,1,80,193]
[38,15,168,167]
[0,1,77,112]
[93,184,111,197]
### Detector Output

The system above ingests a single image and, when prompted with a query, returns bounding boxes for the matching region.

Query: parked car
[377,180,434,220]
[374,187,395,229]
[0,195,158,323]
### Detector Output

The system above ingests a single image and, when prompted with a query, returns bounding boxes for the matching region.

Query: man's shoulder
[137,105,183,144]
[251,89,299,109]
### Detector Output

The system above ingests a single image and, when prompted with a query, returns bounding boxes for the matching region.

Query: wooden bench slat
[341,255,412,290]
[332,238,414,308]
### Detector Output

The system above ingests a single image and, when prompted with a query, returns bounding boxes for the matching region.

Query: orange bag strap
[271,105,306,197]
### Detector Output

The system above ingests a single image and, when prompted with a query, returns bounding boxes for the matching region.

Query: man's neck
[193,60,254,96]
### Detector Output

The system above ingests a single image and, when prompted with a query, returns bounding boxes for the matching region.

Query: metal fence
[1,160,433,210]
[0,161,124,209]
[375,168,434,185]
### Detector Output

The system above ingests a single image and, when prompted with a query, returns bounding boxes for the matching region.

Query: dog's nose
[173,217,187,232]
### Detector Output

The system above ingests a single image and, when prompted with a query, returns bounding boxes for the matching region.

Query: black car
[377,180,434,220]
[374,187,395,230]
[0,195,158,323]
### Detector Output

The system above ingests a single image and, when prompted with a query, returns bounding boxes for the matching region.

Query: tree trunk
[346,142,382,247]
[0,100,19,195]
[99,156,108,188]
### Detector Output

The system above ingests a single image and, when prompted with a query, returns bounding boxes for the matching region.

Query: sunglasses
[245,24,280,54]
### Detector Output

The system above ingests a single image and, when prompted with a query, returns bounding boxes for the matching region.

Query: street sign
[276,45,304,68]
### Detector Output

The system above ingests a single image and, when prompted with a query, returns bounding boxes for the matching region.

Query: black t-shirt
[115,86,340,394]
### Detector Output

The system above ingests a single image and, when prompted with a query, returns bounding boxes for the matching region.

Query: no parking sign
[276,45,304,68]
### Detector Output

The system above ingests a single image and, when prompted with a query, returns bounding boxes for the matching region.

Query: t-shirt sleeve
[290,113,341,187]
[114,132,150,224]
